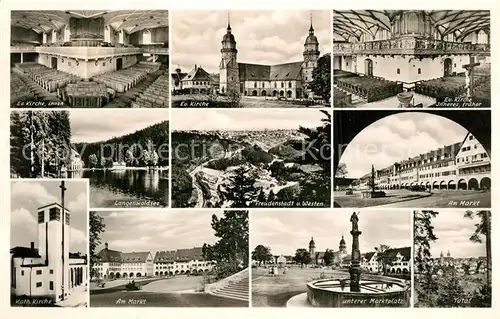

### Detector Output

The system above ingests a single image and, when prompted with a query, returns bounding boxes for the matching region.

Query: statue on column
[350,212,359,231]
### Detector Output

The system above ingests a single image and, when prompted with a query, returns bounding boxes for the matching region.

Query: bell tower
[219,13,240,95]
[302,13,320,85]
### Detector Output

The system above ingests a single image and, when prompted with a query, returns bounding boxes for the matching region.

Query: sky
[172,109,328,131]
[172,10,331,74]
[338,112,469,178]
[94,210,228,255]
[69,110,169,143]
[427,210,487,258]
[11,180,88,254]
[251,209,411,256]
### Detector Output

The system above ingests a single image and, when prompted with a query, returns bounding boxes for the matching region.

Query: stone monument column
[349,212,362,292]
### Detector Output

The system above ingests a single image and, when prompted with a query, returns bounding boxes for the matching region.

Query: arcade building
[11,10,169,108]
[92,244,215,279]
[361,247,411,275]
[333,10,490,108]
[357,132,491,191]
[10,203,88,302]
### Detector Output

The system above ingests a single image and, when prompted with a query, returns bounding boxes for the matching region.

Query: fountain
[287,212,410,308]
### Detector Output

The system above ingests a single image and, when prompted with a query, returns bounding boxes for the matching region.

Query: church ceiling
[11,10,169,34]
[333,10,490,41]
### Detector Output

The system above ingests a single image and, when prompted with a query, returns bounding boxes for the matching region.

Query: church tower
[219,15,240,95]
[339,235,347,254]
[309,237,316,258]
[302,13,320,88]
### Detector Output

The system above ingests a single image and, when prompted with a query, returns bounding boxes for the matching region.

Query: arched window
[119,30,124,44]
[143,29,152,45]
[418,68,421,74]
[43,33,47,44]
[397,68,400,74]
[478,30,488,44]
[281,82,284,88]
[288,81,292,88]
[104,25,111,43]
[52,30,57,44]
[274,82,277,88]
[254,82,257,88]
[407,12,418,34]
[64,25,70,42]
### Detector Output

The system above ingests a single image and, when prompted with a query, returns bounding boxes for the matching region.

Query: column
[21,52,24,63]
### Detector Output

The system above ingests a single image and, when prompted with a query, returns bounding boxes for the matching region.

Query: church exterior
[10,203,88,302]
[219,19,320,99]
[308,236,349,266]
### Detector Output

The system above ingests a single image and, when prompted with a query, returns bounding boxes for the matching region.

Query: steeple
[227,12,231,31]
[309,11,314,34]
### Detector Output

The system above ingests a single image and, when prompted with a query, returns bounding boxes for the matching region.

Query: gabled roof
[363,252,376,261]
[382,247,411,261]
[269,62,303,81]
[238,63,271,81]
[155,247,205,263]
[96,248,123,263]
[171,72,188,83]
[11,246,41,258]
[122,252,150,263]
[182,66,212,82]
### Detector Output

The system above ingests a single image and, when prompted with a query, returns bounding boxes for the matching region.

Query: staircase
[206,268,249,302]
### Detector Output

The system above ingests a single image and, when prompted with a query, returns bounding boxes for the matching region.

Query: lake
[70,169,169,208]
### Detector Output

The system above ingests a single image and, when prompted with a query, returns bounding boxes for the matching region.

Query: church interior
[10,10,169,108]
[332,10,490,108]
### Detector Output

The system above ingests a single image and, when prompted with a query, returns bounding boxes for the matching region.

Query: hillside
[74,121,169,167]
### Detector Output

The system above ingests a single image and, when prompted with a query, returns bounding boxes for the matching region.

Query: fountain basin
[397,92,414,105]
[306,277,410,308]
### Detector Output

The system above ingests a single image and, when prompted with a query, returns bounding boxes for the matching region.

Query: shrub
[125,281,141,291]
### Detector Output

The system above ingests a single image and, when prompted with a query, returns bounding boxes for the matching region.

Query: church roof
[237,61,304,82]
[269,62,303,81]
[239,63,271,81]
[10,246,41,258]
[305,34,319,45]
[171,72,188,83]
[122,252,150,263]
[182,66,212,82]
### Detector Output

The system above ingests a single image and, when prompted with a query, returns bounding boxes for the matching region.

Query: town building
[154,247,215,276]
[93,243,154,279]
[10,203,88,301]
[357,132,491,191]
[360,247,411,274]
[92,245,215,279]
[219,17,320,99]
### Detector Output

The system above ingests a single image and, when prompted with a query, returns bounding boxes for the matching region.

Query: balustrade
[332,38,490,55]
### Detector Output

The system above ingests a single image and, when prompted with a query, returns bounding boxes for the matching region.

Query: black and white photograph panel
[10,110,169,208]
[171,109,331,208]
[334,110,491,208]
[10,180,89,307]
[414,210,491,307]
[251,209,411,308]
[171,10,331,108]
[11,10,169,108]
[333,10,490,108]
[89,210,249,307]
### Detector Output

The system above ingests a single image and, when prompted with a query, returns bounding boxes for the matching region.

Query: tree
[309,53,331,102]
[324,249,335,266]
[375,245,396,275]
[171,166,193,208]
[464,210,491,289]
[219,165,260,207]
[88,154,98,168]
[267,189,276,202]
[257,188,266,203]
[336,162,348,178]
[89,211,105,280]
[202,211,249,279]
[293,248,312,268]
[252,245,273,266]
[436,271,467,307]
